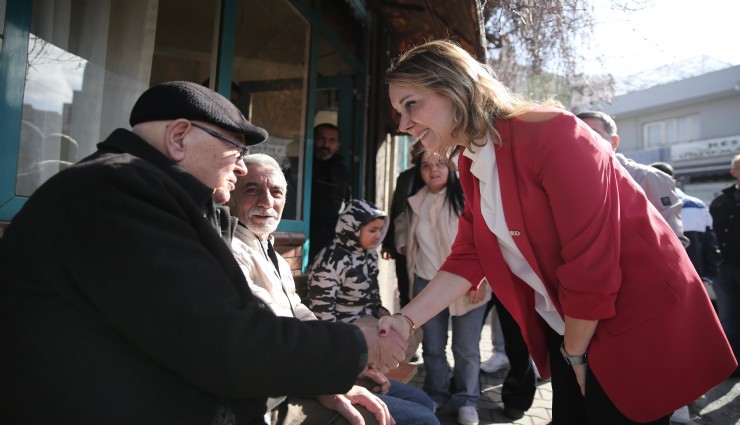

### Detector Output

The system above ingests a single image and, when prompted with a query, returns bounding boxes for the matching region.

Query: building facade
[598,65,740,203]
[0,0,485,271]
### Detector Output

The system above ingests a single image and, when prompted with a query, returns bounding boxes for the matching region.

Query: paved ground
[404,316,740,425]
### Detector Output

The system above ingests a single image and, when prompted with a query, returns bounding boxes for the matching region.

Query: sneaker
[457,406,479,425]
[671,405,691,424]
[432,401,440,413]
[480,352,510,373]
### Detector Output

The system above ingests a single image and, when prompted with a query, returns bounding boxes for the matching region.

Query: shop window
[320,0,362,59]
[232,0,310,221]
[16,0,219,196]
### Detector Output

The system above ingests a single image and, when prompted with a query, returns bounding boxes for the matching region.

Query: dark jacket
[309,154,351,261]
[710,183,740,265]
[381,166,422,257]
[0,129,366,425]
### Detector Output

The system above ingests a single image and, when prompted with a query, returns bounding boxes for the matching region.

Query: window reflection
[16,0,219,197]
[232,0,310,221]
[17,0,163,196]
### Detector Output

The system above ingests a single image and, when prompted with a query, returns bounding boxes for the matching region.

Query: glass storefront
[3,0,369,236]
[13,0,315,221]
[233,0,309,220]
[16,0,219,196]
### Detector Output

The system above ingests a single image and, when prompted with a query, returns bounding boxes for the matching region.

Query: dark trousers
[396,254,411,307]
[481,294,537,411]
[490,296,536,411]
[547,327,670,425]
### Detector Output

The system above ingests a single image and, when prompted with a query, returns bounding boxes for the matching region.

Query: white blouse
[464,139,565,335]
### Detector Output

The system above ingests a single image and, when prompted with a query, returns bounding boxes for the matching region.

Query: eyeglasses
[190,122,249,160]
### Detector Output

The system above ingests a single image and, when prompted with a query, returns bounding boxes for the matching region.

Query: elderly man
[0,81,406,425]
[228,154,438,425]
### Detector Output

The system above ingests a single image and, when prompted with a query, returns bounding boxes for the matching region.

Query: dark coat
[0,129,365,425]
[309,154,351,261]
[710,184,740,265]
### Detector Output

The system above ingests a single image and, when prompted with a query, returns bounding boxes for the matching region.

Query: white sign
[670,135,740,161]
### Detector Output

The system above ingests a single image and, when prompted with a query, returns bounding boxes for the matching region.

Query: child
[307,198,391,322]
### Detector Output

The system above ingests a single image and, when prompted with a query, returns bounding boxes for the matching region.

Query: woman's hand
[378,314,411,341]
[467,279,488,304]
[572,363,587,396]
[563,315,598,397]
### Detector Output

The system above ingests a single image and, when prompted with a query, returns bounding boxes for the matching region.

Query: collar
[463,135,498,216]
[95,129,214,209]
[234,222,274,248]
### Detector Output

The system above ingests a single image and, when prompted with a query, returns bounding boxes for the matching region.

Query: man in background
[710,154,740,377]
[309,123,352,262]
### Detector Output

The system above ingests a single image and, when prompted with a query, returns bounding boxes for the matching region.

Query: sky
[582,0,740,81]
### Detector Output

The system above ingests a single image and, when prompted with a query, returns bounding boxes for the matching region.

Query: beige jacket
[395,186,490,316]
[232,225,316,321]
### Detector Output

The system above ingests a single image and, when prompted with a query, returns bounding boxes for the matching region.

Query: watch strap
[560,342,588,365]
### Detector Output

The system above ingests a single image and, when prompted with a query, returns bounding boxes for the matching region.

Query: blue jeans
[714,262,740,374]
[379,380,439,425]
[414,275,486,409]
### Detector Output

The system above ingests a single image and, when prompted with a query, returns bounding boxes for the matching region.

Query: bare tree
[481,0,649,107]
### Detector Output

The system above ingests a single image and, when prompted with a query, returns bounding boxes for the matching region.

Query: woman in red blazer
[379,40,736,424]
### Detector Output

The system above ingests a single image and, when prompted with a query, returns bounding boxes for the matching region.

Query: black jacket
[309,154,351,261]
[0,129,366,425]
[710,184,740,265]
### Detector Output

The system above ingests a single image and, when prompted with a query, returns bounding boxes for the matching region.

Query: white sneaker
[671,405,691,423]
[432,401,440,413]
[480,352,510,373]
[457,406,479,425]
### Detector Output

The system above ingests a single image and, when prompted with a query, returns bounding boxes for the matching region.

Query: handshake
[354,314,414,373]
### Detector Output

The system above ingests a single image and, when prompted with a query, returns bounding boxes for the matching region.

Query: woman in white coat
[395,152,490,425]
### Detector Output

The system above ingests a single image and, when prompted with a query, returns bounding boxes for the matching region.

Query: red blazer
[440,110,736,422]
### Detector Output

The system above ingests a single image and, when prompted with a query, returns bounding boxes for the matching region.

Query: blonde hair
[386,40,562,155]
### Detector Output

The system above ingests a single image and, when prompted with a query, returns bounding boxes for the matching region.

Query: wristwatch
[560,342,588,366]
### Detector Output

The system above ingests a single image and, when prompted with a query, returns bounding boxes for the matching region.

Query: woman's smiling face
[389,83,458,151]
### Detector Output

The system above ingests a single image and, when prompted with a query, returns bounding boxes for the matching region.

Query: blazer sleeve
[533,114,624,319]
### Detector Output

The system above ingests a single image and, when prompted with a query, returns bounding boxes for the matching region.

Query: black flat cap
[129,81,268,146]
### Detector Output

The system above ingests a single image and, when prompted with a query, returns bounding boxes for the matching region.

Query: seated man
[229,153,439,425]
[0,81,406,424]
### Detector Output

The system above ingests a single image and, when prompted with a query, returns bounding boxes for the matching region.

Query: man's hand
[358,365,390,394]
[316,386,394,425]
[355,319,407,373]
